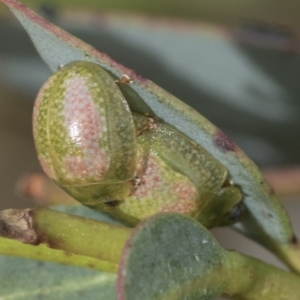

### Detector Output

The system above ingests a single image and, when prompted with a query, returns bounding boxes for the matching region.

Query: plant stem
[0,207,131,271]
[0,237,118,272]
[273,242,300,275]
[32,207,131,263]
[223,251,300,299]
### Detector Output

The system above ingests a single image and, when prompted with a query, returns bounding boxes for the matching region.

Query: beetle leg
[132,113,157,136]
[197,185,244,228]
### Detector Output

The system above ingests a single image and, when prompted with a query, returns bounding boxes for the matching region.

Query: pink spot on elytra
[160,182,198,214]
[131,154,198,215]
[64,151,107,180]
[174,182,198,201]
[160,201,197,214]
[132,156,162,198]
[63,75,108,179]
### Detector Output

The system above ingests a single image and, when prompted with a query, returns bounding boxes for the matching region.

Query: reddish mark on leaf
[214,131,236,153]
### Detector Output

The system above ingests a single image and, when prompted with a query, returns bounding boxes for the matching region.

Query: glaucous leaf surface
[0,256,116,300]
[118,213,225,300]
[118,213,300,300]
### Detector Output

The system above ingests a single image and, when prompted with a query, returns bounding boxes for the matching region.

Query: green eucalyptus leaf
[117,213,225,300]
[117,213,300,300]
[0,256,116,300]
[1,0,299,270]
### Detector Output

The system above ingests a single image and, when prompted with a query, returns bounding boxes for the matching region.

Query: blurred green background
[1,0,300,36]
[0,0,300,283]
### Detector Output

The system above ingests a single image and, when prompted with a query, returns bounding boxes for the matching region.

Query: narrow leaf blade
[0,256,116,300]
